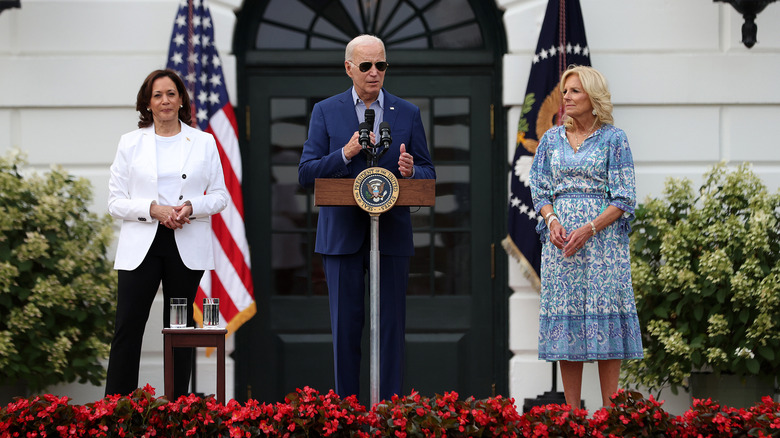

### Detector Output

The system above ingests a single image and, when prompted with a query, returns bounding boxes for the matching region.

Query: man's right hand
[343,131,376,160]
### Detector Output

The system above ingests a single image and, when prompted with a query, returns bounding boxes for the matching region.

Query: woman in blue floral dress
[529,65,643,409]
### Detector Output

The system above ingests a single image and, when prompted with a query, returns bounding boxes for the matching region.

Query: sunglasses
[349,60,389,72]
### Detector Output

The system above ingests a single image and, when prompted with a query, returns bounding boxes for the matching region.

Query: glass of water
[169,298,187,329]
[203,298,220,328]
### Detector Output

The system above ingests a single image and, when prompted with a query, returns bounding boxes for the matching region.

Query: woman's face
[149,76,182,124]
[562,74,593,120]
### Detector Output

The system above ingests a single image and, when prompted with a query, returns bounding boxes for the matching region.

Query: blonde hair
[560,65,614,128]
[345,35,386,62]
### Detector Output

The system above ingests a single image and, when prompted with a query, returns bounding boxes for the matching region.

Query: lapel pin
[390,107,395,110]
[186,137,191,141]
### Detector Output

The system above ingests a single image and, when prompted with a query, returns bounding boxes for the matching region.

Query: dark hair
[135,69,192,128]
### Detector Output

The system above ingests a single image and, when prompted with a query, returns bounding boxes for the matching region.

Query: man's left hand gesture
[398,143,414,178]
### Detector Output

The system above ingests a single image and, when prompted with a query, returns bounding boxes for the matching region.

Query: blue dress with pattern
[529,124,644,361]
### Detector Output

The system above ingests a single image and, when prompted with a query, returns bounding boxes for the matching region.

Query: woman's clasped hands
[548,220,591,258]
[151,202,193,229]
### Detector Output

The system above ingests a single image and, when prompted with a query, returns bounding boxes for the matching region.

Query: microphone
[379,121,392,148]
[358,122,372,149]
[364,109,375,131]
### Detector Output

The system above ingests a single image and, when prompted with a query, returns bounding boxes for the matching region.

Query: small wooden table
[162,328,227,404]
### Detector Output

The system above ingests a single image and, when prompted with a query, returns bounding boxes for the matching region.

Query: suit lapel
[382,90,400,127]
[140,126,157,173]
[179,123,194,174]
[338,89,360,131]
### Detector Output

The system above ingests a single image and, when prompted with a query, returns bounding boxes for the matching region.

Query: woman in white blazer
[104,70,228,398]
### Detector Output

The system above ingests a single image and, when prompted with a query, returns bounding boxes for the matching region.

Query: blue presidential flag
[503,0,591,290]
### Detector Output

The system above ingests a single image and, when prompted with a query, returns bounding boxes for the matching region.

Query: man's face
[345,41,386,102]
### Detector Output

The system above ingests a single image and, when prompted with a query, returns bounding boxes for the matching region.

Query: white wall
[2,0,779,411]
[501,0,780,414]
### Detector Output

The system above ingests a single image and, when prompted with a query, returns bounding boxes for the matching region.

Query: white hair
[345,35,386,62]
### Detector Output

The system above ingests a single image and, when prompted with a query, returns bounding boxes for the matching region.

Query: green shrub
[0,151,116,391]
[624,163,780,396]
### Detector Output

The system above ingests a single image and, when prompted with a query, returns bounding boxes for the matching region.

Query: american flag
[166,0,255,334]
[502,0,591,291]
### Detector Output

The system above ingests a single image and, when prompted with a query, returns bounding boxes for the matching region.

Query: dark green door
[236,70,502,403]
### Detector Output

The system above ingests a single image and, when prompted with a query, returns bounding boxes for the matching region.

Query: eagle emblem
[366,178,387,202]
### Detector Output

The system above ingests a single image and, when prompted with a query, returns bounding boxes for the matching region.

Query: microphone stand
[359,121,391,406]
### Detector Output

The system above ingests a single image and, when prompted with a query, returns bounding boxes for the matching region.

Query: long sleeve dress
[529,124,644,361]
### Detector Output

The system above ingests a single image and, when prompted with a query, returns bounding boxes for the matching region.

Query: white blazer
[108,123,228,271]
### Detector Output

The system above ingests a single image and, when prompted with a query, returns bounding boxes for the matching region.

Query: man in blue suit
[298,35,435,401]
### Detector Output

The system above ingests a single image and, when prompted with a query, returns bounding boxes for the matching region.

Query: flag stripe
[206,121,244,218]
[212,213,253,293]
[210,271,239,322]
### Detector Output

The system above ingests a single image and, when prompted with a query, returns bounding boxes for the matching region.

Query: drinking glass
[169,298,187,329]
[203,298,220,328]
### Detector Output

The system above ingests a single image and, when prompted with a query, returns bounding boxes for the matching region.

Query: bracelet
[548,216,559,227]
[544,211,556,221]
[589,221,597,236]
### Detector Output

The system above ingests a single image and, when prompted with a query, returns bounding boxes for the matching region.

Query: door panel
[236,72,496,403]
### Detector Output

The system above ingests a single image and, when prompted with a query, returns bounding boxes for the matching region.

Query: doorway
[232,0,508,403]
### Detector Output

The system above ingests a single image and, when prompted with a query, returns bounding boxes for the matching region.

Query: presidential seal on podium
[353,167,399,215]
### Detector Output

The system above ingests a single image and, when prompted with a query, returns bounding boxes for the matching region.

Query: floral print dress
[529,124,644,361]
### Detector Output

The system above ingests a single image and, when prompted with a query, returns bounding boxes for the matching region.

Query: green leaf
[690,335,706,349]
[16,260,33,272]
[757,346,775,361]
[745,358,760,374]
[693,305,704,321]
[0,242,10,261]
[715,287,727,303]
[739,309,749,324]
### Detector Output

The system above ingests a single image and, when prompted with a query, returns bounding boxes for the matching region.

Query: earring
[147,108,151,112]
[180,105,183,108]
[592,109,597,115]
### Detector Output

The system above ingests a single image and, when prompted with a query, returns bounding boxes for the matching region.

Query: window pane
[405,97,432,155]
[434,232,470,295]
[271,98,307,163]
[256,24,307,49]
[310,36,348,49]
[271,183,307,295]
[385,17,425,47]
[434,97,470,161]
[264,0,315,27]
[409,232,432,296]
[434,165,470,228]
[313,17,351,42]
[381,2,415,37]
[432,23,482,49]
[424,0,475,29]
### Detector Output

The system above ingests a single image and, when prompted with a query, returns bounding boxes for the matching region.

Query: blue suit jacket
[298,88,436,256]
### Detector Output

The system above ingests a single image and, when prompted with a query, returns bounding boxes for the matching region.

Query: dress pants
[321,238,410,402]
[105,225,203,398]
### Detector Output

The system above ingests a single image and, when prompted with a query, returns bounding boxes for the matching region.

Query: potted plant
[0,151,116,399]
[622,163,780,405]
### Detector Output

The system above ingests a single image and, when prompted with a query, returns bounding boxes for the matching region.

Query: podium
[314,175,435,405]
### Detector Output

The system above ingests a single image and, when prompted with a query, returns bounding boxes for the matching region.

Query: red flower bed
[1,387,779,437]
